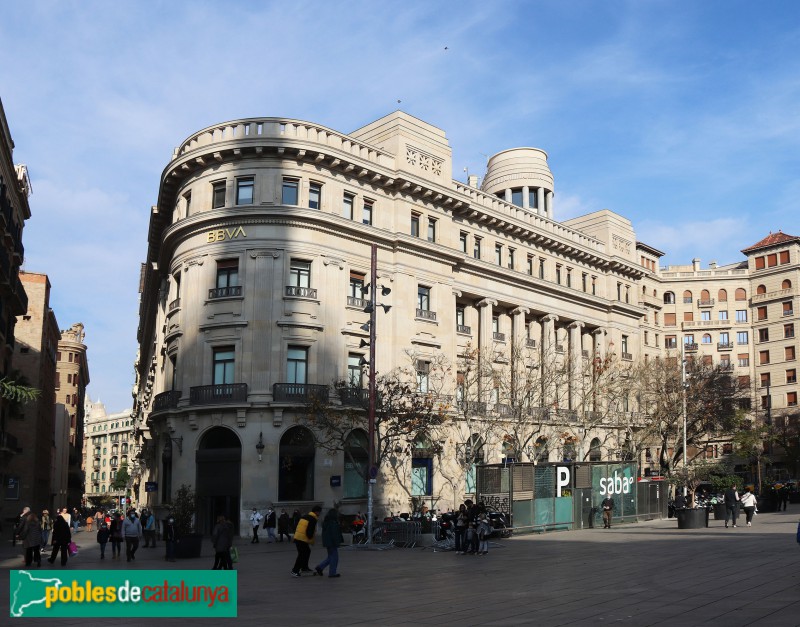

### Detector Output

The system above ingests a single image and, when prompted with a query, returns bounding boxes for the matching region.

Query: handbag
[230,546,239,563]
[68,541,78,557]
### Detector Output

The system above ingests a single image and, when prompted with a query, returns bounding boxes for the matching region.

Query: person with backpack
[291,505,321,577]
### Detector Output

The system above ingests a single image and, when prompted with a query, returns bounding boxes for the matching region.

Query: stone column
[568,322,584,410]
[546,191,553,219]
[522,186,530,210]
[477,298,497,355]
[541,314,559,407]
[537,187,545,216]
[504,189,512,203]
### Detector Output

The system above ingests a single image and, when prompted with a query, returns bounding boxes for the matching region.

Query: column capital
[477,298,497,309]
[568,321,585,330]
[511,306,530,316]
[541,313,559,323]
[452,289,463,298]
[593,327,607,337]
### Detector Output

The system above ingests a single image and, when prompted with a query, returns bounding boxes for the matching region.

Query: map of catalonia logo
[10,570,237,617]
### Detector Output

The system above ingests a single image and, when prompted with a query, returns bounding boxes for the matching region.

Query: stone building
[83,399,133,508]
[132,112,797,533]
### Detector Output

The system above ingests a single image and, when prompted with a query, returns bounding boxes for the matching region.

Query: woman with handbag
[740,488,758,527]
[48,509,71,567]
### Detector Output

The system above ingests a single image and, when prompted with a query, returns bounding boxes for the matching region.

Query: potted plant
[171,484,203,558]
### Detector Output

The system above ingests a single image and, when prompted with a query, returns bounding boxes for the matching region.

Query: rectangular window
[665,313,676,327]
[473,237,481,260]
[347,353,362,388]
[286,346,308,384]
[212,181,226,209]
[701,311,710,321]
[213,347,235,385]
[417,285,431,311]
[416,360,430,393]
[289,260,311,288]
[556,266,562,285]
[684,334,695,344]
[511,189,523,206]
[719,311,728,321]
[738,354,750,367]
[427,218,437,242]
[786,346,796,361]
[411,458,433,496]
[508,248,515,270]
[621,335,629,354]
[539,259,545,280]
[495,243,503,265]
[362,200,373,225]
[342,193,354,219]
[308,182,321,209]
[411,213,420,237]
[789,392,798,407]
[783,301,794,316]
[684,311,694,322]
[737,331,748,345]
[527,255,534,275]
[755,256,765,270]
[736,310,748,322]
[767,253,778,267]
[759,328,769,343]
[591,277,596,295]
[459,232,468,253]
[786,369,797,384]
[184,192,192,217]
[236,178,254,205]
[582,273,587,292]
[617,282,622,300]
[720,355,730,368]
[757,306,768,321]
[282,178,299,205]
[456,306,465,327]
[348,272,365,299]
[760,373,771,388]
[759,350,770,365]
[779,250,790,264]
[216,259,239,289]
[566,270,572,288]
[785,324,795,339]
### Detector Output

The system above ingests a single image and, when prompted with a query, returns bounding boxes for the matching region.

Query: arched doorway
[343,429,368,499]
[196,427,241,535]
[279,426,315,501]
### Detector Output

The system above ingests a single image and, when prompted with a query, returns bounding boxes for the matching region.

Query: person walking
[601,496,614,528]
[40,509,52,551]
[724,485,740,528]
[142,510,156,548]
[109,512,124,559]
[12,506,30,547]
[97,521,110,559]
[314,507,344,578]
[265,507,277,543]
[21,512,42,567]
[477,506,492,555]
[277,509,290,542]
[291,505,321,577]
[71,508,81,534]
[740,488,758,527]
[123,510,143,562]
[48,510,71,567]
[249,508,263,544]
[778,485,789,511]
[211,515,234,570]
[85,513,94,532]
[163,515,177,562]
[454,503,468,554]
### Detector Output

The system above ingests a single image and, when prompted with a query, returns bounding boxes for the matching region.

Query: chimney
[467,174,479,188]
[692,258,700,272]
[709,261,717,269]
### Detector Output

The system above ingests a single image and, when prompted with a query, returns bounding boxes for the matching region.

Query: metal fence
[372,520,422,548]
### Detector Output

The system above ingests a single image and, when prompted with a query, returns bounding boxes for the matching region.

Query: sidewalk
[3,509,800,626]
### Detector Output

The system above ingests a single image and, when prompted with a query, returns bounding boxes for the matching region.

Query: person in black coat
[277,509,290,542]
[724,485,740,528]
[48,510,71,566]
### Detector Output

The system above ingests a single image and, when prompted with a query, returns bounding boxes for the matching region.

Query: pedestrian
[122,509,143,562]
[40,509,52,551]
[724,484,740,528]
[249,508,263,544]
[291,505,321,577]
[12,506,30,547]
[467,500,480,554]
[454,503,468,554]
[477,506,491,555]
[778,485,789,511]
[48,509,71,567]
[602,495,614,528]
[211,515,234,570]
[314,507,343,578]
[291,509,300,537]
[109,512,124,559]
[163,515,177,562]
[265,507,277,543]
[71,508,81,534]
[740,488,758,527]
[277,509,290,542]
[85,513,94,532]
[97,521,110,559]
[142,509,157,548]
[21,512,42,567]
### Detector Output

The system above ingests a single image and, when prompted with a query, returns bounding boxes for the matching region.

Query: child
[477,507,491,555]
[97,522,110,559]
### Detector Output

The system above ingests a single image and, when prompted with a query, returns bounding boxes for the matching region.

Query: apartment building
[84,399,133,507]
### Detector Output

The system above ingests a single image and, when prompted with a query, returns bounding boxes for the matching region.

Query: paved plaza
[2,509,799,626]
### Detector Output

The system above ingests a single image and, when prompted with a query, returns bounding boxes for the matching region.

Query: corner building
[133,112,794,533]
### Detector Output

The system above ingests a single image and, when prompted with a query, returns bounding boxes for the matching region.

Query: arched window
[101,472,106,480]
[702,333,712,344]
[782,279,792,289]
[343,429,368,499]
[533,436,549,463]
[589,438,601,462]
[663,292,675,304]
[718,289,727,302]
[279,426,315,501]
[735,288,747,301]
[757,284,766,295]
[411,434,434,497]
[701,289,711,300]
[682,290,692,304]
[464,434,485,495]
[562,437,577,463]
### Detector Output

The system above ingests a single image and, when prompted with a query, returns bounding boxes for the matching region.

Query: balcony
[339,387,369,407]
[684,343,698,352]
[168,298,181,312]
[621,352,633,361]
[285,285,317,299]
[464,401,487,415]
[494,403,513,416]
[493,331,506,342]
[784,309,794,317]
[190,383,248,405]
[456,324,472,335]
[416,308,437,322]
[347,296,368,308]
[273,383,329,404]
[697,299,715,308]
[153,390,182,412]
[208,285,242,299]
[527,338,538,349]
[718,342,733,351]
[752,287,797,303]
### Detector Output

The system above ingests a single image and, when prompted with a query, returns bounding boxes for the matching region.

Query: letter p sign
[556,466,570,497]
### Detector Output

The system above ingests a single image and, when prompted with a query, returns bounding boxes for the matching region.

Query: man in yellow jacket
[291,505,322,577]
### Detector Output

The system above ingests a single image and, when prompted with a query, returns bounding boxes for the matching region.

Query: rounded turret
[481,148,554,219]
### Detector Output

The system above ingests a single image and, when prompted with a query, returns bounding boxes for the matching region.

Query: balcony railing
[784,309,794,317]
[153,390,181,412]
[494,403,513,416]
[464,401,487,415]
[621,352,633,361]
[684,343,698,352]
[168,298,181,312]
[416,308,437,321]
[527,338,537,349]
[493,331,506,342]
[285,286,317,298]
[752,287,796,303]
[339,387,369,407]
[347,296,368,308]
[718,342,733,351]
[273,383,329,404]
[697,299,715,308]
[190,383,248,405]
[456,324,472,335]
[209,285,242,299]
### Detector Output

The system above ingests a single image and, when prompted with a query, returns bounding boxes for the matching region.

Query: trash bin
[676,508,709,529]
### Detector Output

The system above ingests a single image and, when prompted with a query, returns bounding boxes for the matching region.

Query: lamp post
[681,342,688,497]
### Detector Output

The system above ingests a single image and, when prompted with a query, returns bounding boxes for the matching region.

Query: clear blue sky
[2,1,799,411]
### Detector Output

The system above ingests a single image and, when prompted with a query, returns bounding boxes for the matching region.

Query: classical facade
[83,399,134,507]
[133,112,797,533]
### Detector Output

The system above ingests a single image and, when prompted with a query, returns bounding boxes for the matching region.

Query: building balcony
[209,285,243,299]
[456,324,471,335]
[684,343,698,352]
[339,387,370,407]
[494,403,513,416]
[493,331,506,342]
[347,296,368,308]
[273,383,329,404]
[152,390,182,412]
[190,383,248,405]
[718,342,734,351]
[416,308,437,322]
[168,298,181,312]
[697,299,715,308]
[464,401,487,415]
[621,352,633,361]
[285,285,317,299]
[784,309,794,317]
[752,287,797,303]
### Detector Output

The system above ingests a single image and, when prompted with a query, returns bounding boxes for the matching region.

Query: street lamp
[681,343,688,497]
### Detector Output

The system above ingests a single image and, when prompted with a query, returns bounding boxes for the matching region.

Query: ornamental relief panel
[406,145,443,177]
[612,235,632,255]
